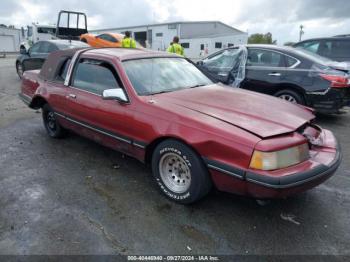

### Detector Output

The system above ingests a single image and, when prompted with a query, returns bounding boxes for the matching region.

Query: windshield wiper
[188,84,207,89]
[150,90,173,95]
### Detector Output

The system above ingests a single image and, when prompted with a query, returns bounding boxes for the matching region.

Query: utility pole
[299,25,304,42]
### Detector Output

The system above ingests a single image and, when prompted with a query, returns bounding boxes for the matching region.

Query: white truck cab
[20,23,56,52]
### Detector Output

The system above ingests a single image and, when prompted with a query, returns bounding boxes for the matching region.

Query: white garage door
[0,35,15,52]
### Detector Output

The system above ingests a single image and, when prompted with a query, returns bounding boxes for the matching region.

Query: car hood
[154,84,315,138]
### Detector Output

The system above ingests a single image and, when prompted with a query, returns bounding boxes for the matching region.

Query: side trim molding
[203,158,245,180]
[54,111,147,149]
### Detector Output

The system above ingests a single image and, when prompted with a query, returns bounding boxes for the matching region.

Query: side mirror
[102,88,128,103]
[20,48,27,55]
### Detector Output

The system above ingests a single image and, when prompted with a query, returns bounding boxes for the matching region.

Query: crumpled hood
[154,84,315,138]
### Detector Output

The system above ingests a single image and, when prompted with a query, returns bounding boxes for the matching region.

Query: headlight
[249,143,309,171]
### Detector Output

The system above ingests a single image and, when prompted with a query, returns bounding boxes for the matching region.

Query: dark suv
[293,36,350,62]
[197,45,350,114]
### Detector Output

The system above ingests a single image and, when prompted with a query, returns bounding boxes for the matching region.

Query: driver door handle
[268,72,281,77]
[67,94,77,99]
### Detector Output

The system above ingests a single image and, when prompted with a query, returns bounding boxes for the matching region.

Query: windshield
[123,58,213,95]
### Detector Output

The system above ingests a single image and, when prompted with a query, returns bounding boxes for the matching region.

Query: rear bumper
[306,88,350,114]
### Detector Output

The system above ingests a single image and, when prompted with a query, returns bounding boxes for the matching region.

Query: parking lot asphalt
[0,56,349,255]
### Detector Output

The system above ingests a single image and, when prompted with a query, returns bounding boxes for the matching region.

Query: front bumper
[245,150,341,190]
[206,129,342,199]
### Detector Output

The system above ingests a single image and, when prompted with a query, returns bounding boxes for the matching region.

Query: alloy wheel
[46,111,57,132]
[279,94,297,104]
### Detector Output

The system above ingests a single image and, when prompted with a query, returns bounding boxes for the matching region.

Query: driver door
[198,48,242,84]
[241,48,286,95]
[64,56,134,154]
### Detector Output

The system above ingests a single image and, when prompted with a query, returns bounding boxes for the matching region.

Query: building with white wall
[0,26,24,52]
[91,21,248,59]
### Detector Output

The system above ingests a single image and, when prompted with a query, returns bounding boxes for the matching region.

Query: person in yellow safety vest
[167,36,184,56]
[122,31,136,48]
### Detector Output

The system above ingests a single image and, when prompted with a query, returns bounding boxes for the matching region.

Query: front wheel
[275,89,304,105]
[151,139,212,204]
[42,104,67,138]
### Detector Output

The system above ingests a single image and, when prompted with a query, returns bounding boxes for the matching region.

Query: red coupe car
[19,47,341,204]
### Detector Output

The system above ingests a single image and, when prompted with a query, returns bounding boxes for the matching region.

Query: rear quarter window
[285,56,299,67]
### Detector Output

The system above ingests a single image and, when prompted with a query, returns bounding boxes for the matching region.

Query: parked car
[19,48,341,204]
[80,33,124,47]
[197,45,350,114]
[293,36,350,62]
[16,40,89,79]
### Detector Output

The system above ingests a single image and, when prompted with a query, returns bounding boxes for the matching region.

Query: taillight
[320,74,349,88]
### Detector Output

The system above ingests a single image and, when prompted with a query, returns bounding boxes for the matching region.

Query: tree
[248,32,277,45]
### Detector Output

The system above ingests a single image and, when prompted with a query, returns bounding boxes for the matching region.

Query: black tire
[16,62,24,79]
[275,89,305,105]
[151,139,212,204]
[42,104,66,138]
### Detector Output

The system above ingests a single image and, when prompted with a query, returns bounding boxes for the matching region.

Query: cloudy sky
[1,0,349,44]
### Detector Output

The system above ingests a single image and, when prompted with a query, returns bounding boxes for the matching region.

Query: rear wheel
[42,104,66,138]
[151,139,212,204]
[275,89,304,105]
[16,62,24,79]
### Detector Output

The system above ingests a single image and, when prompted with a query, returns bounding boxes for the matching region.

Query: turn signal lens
[249,143,309,171]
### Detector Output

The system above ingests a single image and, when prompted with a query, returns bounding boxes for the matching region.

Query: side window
[302,41,320,53]
[285,55,299,67]
[327,40,350,58]
[47,43,58,53]
[107,35,118,43]
[215,42,222,49]
[39,42,58,53]
[247,49,284,67]
[97,34,108,41]
[72,59,121,95]
[318,41,332,57]
[98,34,117,43]
[30,42,42,54]
[56,58,71,82]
